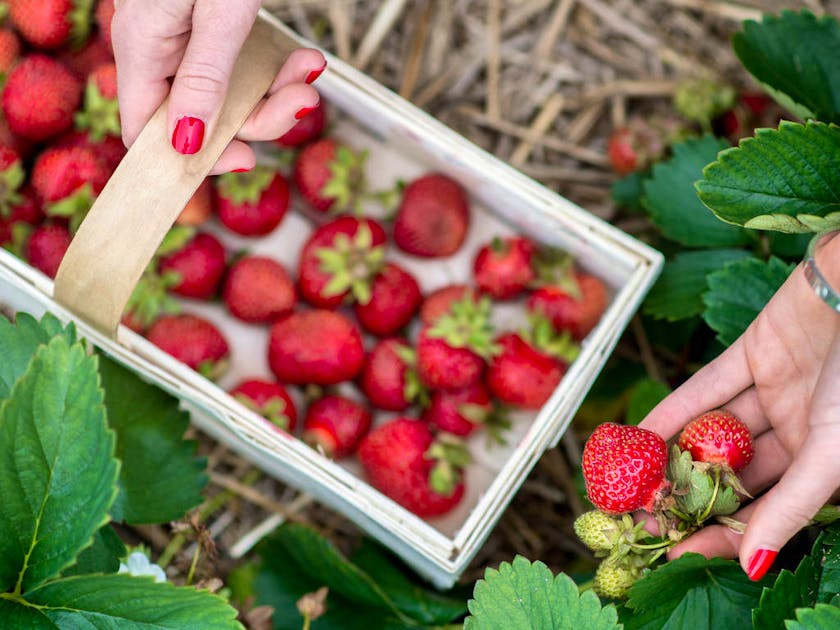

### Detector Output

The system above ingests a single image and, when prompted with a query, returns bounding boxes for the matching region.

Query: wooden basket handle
[53,17,298,337]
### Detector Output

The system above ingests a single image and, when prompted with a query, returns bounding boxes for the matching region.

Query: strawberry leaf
[752,555,819,630]
[733,10,840,123]
[61,525,126,577]
[464,556,620,629]
[619,553,770,630]
[643,249,753,321]
[784,604,840,630]
[625,378,671,425]
[696,122,840,233]
[0,599,55,627]
[702,256,794,346]
[814,521,840,603]
[643,135,754,247]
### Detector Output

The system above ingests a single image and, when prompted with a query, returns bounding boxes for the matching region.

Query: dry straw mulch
[137,0,840,589]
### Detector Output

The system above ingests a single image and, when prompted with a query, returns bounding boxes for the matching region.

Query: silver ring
[803,230,840,313]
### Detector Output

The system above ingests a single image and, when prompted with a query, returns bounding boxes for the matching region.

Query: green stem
[302,615,311,630]
[668,507,692,522]
[697,469,721,523]
[185,544,201,586]
[630,540,674,551]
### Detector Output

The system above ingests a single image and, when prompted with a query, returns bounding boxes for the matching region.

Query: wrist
[804,229,840,313]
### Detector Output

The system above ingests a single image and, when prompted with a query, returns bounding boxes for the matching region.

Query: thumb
[168,0,261,155]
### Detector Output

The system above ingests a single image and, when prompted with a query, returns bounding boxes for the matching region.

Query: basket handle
[53,17,298,337]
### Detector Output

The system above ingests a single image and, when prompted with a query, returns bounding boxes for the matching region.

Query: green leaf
[702,256,794,346]
[0,337,118,593]
[620,553,769,630]
[696,122,840,233]
[612,172,647,212]
[0,598,58,628]
[752,556,819,630]
[643,249,753,321]
[625,378,671,425]
[25,574,242,629]
[785,604,840,629]
[733,10,840,123]
[464,556,620,630]
[643,135,754,247]
[98,354,207,525]
[814,521,840,603]
[0,312,76,399]
[769,233,812,259]
[62,525,126,577]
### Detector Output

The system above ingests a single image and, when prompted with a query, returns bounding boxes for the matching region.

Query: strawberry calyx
[322,145,369,215]
[456,400,511,445]
[234,392,292,431]
[74,71,120,141]
[68,0,95,49]
[124,268,181,330]
[426,294,500,359]
[45,181,95,232]
[156,225,196,257]
[2,221,31,257]
[315,223,386,304]
[521,313,580,364]
[0,159,25,217]
[197,357,228,382]
[393,344,430,408]
[426,433,471,497]
[530,246,581,298]
[216,166,275,205]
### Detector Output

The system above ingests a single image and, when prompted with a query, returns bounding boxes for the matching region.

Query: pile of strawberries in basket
[0,0,609,520]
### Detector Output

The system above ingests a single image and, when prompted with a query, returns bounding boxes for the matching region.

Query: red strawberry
[473,236,536,299]
[57,34,112,79]
[677,409,754,472]
[223,256,296,323]
[147,314,230,379]
[302,394,372,459]
[0,28,21,82]
[157,232,226,300]
[216,167,290,236]
[0,187,42,250]
[714,93,780,144]
[3,55,82,142]
[74,62,119,141]
[32,145,110,231]
[606,127,638,175]
[230,379,297,432]
[582,422,670,515]
[486,331,569,409]
[528,272,607,340]
[9,0,94,49]
[293,138,368,214]
[177,178,216,226]
[354,262,422,337]
[275,100,327,147]
[416,294,497,391]
[393,173,469,258]
[606,118,674,175]
[268,309,364,385]
[95,0,114,51]
[26,222,70,278]
[360,338,426,411]
[0,144,25,216]
[421,380,505,438]
[420,284,475,326]
[298,216,386,308]
[358,417,469,517]
[55,128,126,174]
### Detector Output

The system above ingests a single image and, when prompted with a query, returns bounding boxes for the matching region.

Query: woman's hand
[111,0,326,174]
[640,234,840,581]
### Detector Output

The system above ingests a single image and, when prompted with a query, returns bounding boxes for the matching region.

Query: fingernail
[232,167,251,173]
[172,116,205,155]
[746,548,777,581]
[295,105,317,120]
[305,62,326,84]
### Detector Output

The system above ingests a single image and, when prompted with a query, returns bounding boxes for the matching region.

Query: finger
[640,336,752,440]
[207,140,255,176]
[236,83,320,142]
[740,425,840,580]
[738,430,791,495]
[267,47,326,90]
[668,501,759,561]
[723,387,770,437]
[168,0,261,155]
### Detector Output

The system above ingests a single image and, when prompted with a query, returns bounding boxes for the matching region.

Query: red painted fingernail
[746,548,777,581]
[172,116,205,154]
[295,106,317,120]
[305,63,326,84]
[232,168,251,173]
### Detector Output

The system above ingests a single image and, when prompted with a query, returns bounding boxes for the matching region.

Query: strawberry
[157,231,226,300]
[275,100,327,148]
[358,417,469,517]
[32,145,110,231]
[302,394,372,459]
[0,143,25,217]
[582,422,670,515]
[298,216,386,308]
[0,187,42,251]
[215,167,290,236]
[74,62,119,141]
[55,129,126,174]
[26,222,71,278]
[94,0,114,51]
[528,272,608,340]
[606,127,638,175]
[473,236,536,299]
[417,294,497,391]
[573,510,623,553]
[3,55,82,142]
[606,117,678,175]
[147,313,230,379]
[677,409,754,472]
[230,379,297,432]
[419,284,475,326]
[222,255,296,323]
[594,561,639,600]
[177,178,216,226]
[393,173,469,258]
[421,380,507,439]
[0,28,21,84]
[293,138,368,214]
[360,338,426,412]
[354,262,422,337]
[57,34,112,79]
[122,267,181,334]
[268,309,364,385]
[714,92,780,144]
[9,0,94,49]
